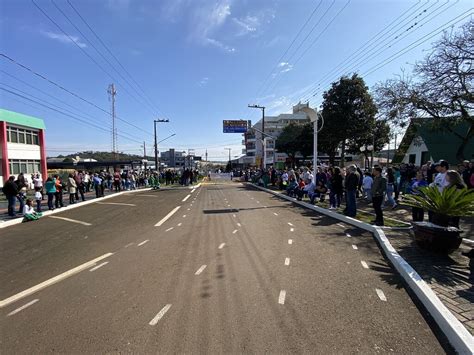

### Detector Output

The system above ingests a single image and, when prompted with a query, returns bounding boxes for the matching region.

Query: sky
[1,0,472,161]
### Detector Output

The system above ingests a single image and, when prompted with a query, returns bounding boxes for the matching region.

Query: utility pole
[154,119,169,172]
[143,141,147,171]
[225,148,231,172]
[205,149,208,162]
[108,84,117,160]
[248,104,265,170]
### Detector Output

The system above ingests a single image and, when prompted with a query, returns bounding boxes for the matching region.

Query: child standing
[35,187,42,212]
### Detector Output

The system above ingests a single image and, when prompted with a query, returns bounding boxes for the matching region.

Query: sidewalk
[265,184,474,336]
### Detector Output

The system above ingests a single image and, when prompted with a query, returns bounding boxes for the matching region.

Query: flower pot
[412,222,463,254]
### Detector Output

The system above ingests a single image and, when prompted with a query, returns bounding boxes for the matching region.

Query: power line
[0,53,153,137]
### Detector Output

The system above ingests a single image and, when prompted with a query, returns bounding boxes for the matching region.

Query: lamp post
[296,106,321,184]
[154,119,169,171]
[248,104,265,170]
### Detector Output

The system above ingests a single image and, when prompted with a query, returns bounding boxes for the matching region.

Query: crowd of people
[2,168,200,221]
[243,159,473,227]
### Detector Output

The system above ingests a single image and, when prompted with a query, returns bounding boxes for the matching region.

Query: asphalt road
[0,182,448,354]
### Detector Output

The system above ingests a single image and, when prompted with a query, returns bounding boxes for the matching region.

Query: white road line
[218,243,226,249]
[166,227,174,232]
[288,239,293,244]
[284,258,290,266]
[256,201,260,204]
[194,265,207,275]
[273,212,278,216]
[346,233,352,238]
[124,242,134,248]
[236,223,241,227]
[182,194,191,202]
[232,229,238,234]
[352,244,358,250]
[149,304,172,326]
[376,288,387,302]
[138,240,149,246]
[177,223,182,227]
[183,215,187,218]
[96,202,136,206]
[288,222,294,226]
[191,189,196,193]
[89,261,109,272]
[7,299,39,316]
[263,205,267,208]
[155,206,181,227]
[290,228,294,232]
[48,216,92,226]
[227,204,231,207]
[0,253,113,308]
[361,260,369,269]
[278,290,286,305]
[232,214,236,218]
[187,208,191,211]
[337,223,346,228]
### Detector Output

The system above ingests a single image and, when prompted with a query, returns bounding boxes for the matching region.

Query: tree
[276,123,305,164]
[321,73,378,166]
[375,20,473,161]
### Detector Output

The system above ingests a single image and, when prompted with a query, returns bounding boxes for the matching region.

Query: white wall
[402,137,432,166]
[7,143,41,160]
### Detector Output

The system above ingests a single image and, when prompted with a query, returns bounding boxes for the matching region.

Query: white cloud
[205,38,235,53]
[199,77,209,86]
[41,31,87,48]
[232,15,259,36]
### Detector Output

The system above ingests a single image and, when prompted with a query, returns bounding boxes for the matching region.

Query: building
[0,109,47,186]
[393,120,474,166]
[160,149,186,168]
[243,103,310,167]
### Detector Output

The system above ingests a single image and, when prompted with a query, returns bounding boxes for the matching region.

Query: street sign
[223,120,248,133]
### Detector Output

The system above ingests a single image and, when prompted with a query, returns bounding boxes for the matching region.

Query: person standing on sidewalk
[67,173,77,205]
[344,165,359,218]
[2,176,18,217]
[54,175,64,209]
[362,171,373,201]
[408,171,428,222]
[44,177,56,210]
[385,167,397,209]
[371,167,387,226]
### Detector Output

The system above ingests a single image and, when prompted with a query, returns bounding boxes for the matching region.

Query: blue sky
[1,0,472,160]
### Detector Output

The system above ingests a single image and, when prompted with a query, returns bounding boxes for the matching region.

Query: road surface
[0,182,448,353]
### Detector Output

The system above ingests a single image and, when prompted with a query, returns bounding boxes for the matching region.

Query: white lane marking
[149,304,172,326]
[263,205,268,208]
[232,229,238,234]
[195,265,207,275]
[361,260,369,269]
[227,204,231,207]
[49,216,92,226]
[89,261,109,272]
[256,201,260,204]
[376,288,387,302]
[183,215,187,218]
[288,239,293,245]
[284,258,290,266]
[7,299,39,316]
[290,228,294,232]
[138,240,149,246]
[278,290,286,305]
[218,243,226,249]
[352,244,358,250]
[182,194,191,202]
[232,214,236,218]
[288,222,294,226]
[337,223,346,228]
[177,223,182,227]
[237,223,241,227]
[124,242,134,248]
[166,227,174,232]
[187,208,191,211]
[155,206,181,227]
[96,202,136,206]
[346,233,352,238]
[273,212,278,216]
[251,197,254,200]
[191,189,196,193]
[0,253,113,308]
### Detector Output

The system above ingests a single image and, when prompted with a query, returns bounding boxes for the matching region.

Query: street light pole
[248,104,265,170]
[154,119,169,171]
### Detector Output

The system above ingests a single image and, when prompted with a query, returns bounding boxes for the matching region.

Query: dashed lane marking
[284,258,290,266]
[49,216,92,226]
[352,244,358,250]
[177,223,182,227]
[376,288,387,302]
[273,212,278,216]
[346,233,352,238]
[149,304,172,326]
[195,265,207,275]
[7,299,39,316]
[288,222,294,226]
[96,202,136,206]
[278,290,286,305]
[138,240,149,246]
[166,227,174,232]
[337,223,346,228]
[155,206,181,227]
[89,262,109,272]
[288,239,293,244]
[290,228,294,232]
[0,253,113,308]
[124,243,134,248]
[232,214,236,218]
[191,189,196,193]
[218,243,226,249]
[232,229,238,234]
[183,215,187,218]
[237,223,241,227]
[361,261,369,269]
[182,194,191,202]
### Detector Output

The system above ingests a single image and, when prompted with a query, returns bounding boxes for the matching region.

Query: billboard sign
[223,120,248,133]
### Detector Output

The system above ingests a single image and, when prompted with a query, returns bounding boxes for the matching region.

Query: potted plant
[402,186,474,253]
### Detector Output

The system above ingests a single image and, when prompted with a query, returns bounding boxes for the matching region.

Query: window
[6,126,40,145]
[8,159,41,174]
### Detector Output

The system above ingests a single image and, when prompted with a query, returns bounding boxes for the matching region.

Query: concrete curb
[0,187,152,230]
[250,183,474,354]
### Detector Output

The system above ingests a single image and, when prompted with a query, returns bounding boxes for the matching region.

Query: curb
[0,187,152,230]
[249,183,474,354]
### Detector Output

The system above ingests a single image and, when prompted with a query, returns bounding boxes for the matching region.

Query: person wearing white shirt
[431,160,450,192]
[23,199,42,221]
